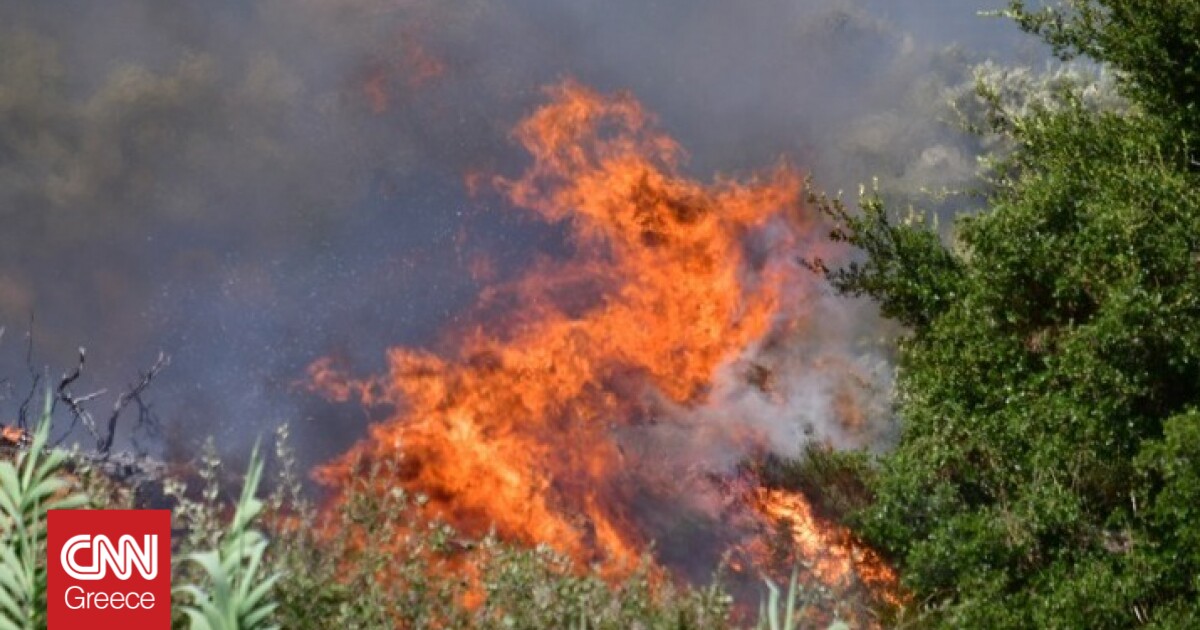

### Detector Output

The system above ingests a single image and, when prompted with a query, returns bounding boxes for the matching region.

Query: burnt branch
[17,317,39,429]
[56,347,105,446]
[129,393,163,458]
[16,372,41,430]
[1,319,169,455]
[100,351,170,454]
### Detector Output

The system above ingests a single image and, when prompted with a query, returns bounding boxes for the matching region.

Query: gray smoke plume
[0,0,1039,464]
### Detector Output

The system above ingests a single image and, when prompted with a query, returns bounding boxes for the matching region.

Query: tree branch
[100,351,170,454]
[56,347,104,445]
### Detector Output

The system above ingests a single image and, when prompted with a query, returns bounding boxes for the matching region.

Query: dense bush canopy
[823,2,1200,626]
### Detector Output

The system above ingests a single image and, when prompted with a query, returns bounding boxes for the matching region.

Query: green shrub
[0,399,283,630]
[819,2,1200,625]
[0,393,87,630]
[174,443,280,630]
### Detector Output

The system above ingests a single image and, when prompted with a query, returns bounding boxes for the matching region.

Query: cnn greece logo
[48,509,172,628]
[60,534,158,581]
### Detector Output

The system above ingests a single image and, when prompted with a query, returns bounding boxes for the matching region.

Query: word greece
[63,585,157,610]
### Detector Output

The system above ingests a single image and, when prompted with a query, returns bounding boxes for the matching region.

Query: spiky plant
[755,567,849,630]
[0,392,89,630]
[176,443,281,630]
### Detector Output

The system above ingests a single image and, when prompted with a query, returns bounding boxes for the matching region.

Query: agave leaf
[32,450,68,486]
[0,572,22,620]
[0,391,86,630]
[235,542,266,602]
[243,572,280,609]
[179,441,283,629]
[0,468,23,519]
[28,477,68,505]
[783,565,799,630]
[173,584,211,602]
[182,607,216,630]
[20,414,50,491]
[176,585,228,629]
[241,601,279,629]
[44,494,89,512]
[764,577,781,630]
[185,550,226,580]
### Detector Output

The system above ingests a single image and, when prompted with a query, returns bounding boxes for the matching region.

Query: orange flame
[747,487,903,608]
[360,27,446,114]
[312,79,893,605]
[0,425,26,446]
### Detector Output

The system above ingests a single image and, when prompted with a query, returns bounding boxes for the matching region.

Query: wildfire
[746,487,902,608]
[311,79,895,607]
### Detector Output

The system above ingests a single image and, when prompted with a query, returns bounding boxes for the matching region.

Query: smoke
[0,0,1038,462]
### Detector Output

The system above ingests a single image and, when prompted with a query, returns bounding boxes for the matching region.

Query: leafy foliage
[1005,1,1200,135]
[818,2,1200,626]
[0,394,87,630]
[814,187,963,331]
[175,443,280,630]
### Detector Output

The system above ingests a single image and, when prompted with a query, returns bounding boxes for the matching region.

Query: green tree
[819,2,1200,626]
[1007,0,1200,136]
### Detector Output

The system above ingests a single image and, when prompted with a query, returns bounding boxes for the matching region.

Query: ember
[1,425,27,447]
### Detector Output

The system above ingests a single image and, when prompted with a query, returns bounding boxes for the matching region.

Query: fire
[747,487,902,608]
[312,79,894,606]
[0,425,27,447]
[360,25,446,114]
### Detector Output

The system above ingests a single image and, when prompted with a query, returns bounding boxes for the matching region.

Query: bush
[0,393,88,629]
[819,2,1200,625]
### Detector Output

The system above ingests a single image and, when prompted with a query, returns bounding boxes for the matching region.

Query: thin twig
[56,347,102,446]
[100,351,170,454]
[17,316,38,429]
[129,393,162,458]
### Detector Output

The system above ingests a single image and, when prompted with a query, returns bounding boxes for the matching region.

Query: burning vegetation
[308,80,899,612]
[7,1,1200,627]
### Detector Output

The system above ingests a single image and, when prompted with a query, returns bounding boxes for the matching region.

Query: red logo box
[47,510,171,629]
